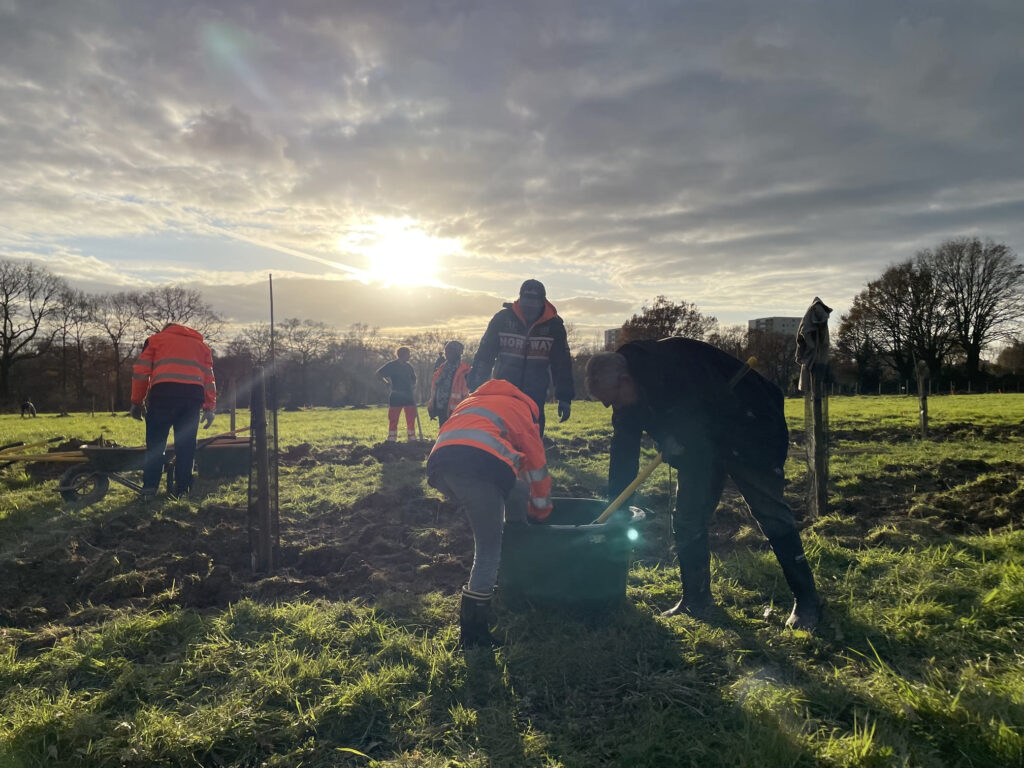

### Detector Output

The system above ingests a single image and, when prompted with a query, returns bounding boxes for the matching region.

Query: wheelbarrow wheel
[58,465,110,505]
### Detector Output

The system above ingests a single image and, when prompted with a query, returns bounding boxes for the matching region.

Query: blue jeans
[143,397,202,493]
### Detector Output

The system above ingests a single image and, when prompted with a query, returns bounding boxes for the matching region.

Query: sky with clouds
[2,0,1023,344]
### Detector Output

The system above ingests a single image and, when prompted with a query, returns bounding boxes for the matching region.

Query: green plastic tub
[499,497,633,608]
[195,439,250,477]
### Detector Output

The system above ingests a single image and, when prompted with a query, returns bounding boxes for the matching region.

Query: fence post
[228,377,237,432]
[796,297,832,520]
[809,364,829,518]
[248,367,276,573]
[916,361,929,439]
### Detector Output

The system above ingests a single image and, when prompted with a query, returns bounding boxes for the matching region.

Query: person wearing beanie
[468,279,574,435]
[428,340,471,426]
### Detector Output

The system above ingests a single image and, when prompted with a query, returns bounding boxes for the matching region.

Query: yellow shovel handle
[592,452,663,524]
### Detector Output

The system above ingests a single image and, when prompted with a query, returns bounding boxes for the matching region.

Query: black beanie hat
[519,279,546,298]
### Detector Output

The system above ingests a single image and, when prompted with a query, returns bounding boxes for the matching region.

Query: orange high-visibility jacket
[428,361,471,416]
[429,379,552,520]
[131,324,216,410]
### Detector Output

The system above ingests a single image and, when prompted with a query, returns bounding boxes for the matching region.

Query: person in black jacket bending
[585,338,822,631]
[468,279,574,436]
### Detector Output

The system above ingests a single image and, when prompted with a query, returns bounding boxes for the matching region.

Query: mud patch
[280,441,431,468]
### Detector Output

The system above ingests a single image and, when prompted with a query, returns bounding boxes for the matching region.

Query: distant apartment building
[604,328,622,350]
[748,316,802,337]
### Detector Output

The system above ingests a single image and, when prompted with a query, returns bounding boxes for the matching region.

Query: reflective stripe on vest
[152,372,204,385]
[455,406,509,438]
[531,496,552,509]
[433,428,521,469]
[154,358,213,375]
[524,466,548,482]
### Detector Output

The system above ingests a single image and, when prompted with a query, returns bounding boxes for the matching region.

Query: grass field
[1,395,1023,767]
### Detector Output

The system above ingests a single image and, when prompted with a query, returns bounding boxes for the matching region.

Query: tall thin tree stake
[916,360,929,438]
[796,297,833,519]
[248,366,272,571]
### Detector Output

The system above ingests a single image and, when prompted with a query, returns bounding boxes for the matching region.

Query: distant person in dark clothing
[20,398,37,418]
[131,323,216,499]
[586,338,823,631]
[468,279,574,436]
[428,340,471,427]
[376,346,418,441]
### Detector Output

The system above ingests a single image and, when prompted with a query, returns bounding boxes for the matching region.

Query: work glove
[656,435,685,466]
[129,403,145,421]
[557,400,571,422]
[202,409,216,429]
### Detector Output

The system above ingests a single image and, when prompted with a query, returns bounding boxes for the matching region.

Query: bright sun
[338,217,458,286]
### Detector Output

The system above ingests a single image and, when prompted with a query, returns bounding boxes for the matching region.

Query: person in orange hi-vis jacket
[425,379,552,650]
[130,323,216,499]
[427,340,471,426]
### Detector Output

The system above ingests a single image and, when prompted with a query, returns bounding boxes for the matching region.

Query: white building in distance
[748,316,802,336]
[604,328,622,350]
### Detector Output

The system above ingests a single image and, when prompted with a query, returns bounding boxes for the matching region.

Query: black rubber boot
[770,532,823,631]
[662,538,713,618]
[459,587,500,649]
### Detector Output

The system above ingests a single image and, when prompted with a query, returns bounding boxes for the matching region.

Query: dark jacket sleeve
[468,314,501,390]
[549,318,575,402]
[608,405,644,499]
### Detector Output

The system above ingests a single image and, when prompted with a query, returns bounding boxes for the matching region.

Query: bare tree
[835,303,877,393]
[746,329,798,393]
[130,285,224,340]
[706,324,748,359]
[279,318,336,406]
[227,324,274,364]
[996,338,1024,375]
[53,288,92,412]
[91,291,145,410]
[928,237,1024,383]
[0,260,66,399]
[620,296,717,343]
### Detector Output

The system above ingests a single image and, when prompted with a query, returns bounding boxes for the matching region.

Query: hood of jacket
[506,299,558,329]
[470,378,540,419]
[159,323,206,344]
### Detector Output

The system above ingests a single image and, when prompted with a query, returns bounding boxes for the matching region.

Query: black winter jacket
[468,299,574,407]
[608,338,789,498]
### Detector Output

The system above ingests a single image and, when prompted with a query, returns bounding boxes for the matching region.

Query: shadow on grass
[488,600,819,768]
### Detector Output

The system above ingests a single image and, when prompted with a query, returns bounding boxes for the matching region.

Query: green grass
[1,396,1023,767]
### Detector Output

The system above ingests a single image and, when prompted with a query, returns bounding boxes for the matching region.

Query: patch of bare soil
[5,433,1021,637]
[827,458,1024,543]
[0,440,465,635]
[280,441,431,468]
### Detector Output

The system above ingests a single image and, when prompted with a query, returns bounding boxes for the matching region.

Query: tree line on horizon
[0,235,1022,414]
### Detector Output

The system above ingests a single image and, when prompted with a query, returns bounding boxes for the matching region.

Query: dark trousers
[672,440,798,550]
[143,397,202,492]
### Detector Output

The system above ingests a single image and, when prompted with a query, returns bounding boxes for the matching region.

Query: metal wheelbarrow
[56,430,250,505]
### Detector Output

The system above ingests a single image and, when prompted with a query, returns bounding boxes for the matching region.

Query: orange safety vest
[429,379,552,521]
[428,361,471,416]
[131,324,216,410]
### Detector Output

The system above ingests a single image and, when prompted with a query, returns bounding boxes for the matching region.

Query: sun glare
[337,217,458,286]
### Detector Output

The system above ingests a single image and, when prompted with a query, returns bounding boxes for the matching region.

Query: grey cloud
[2,0,1023,332]
[182,106,283,162]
